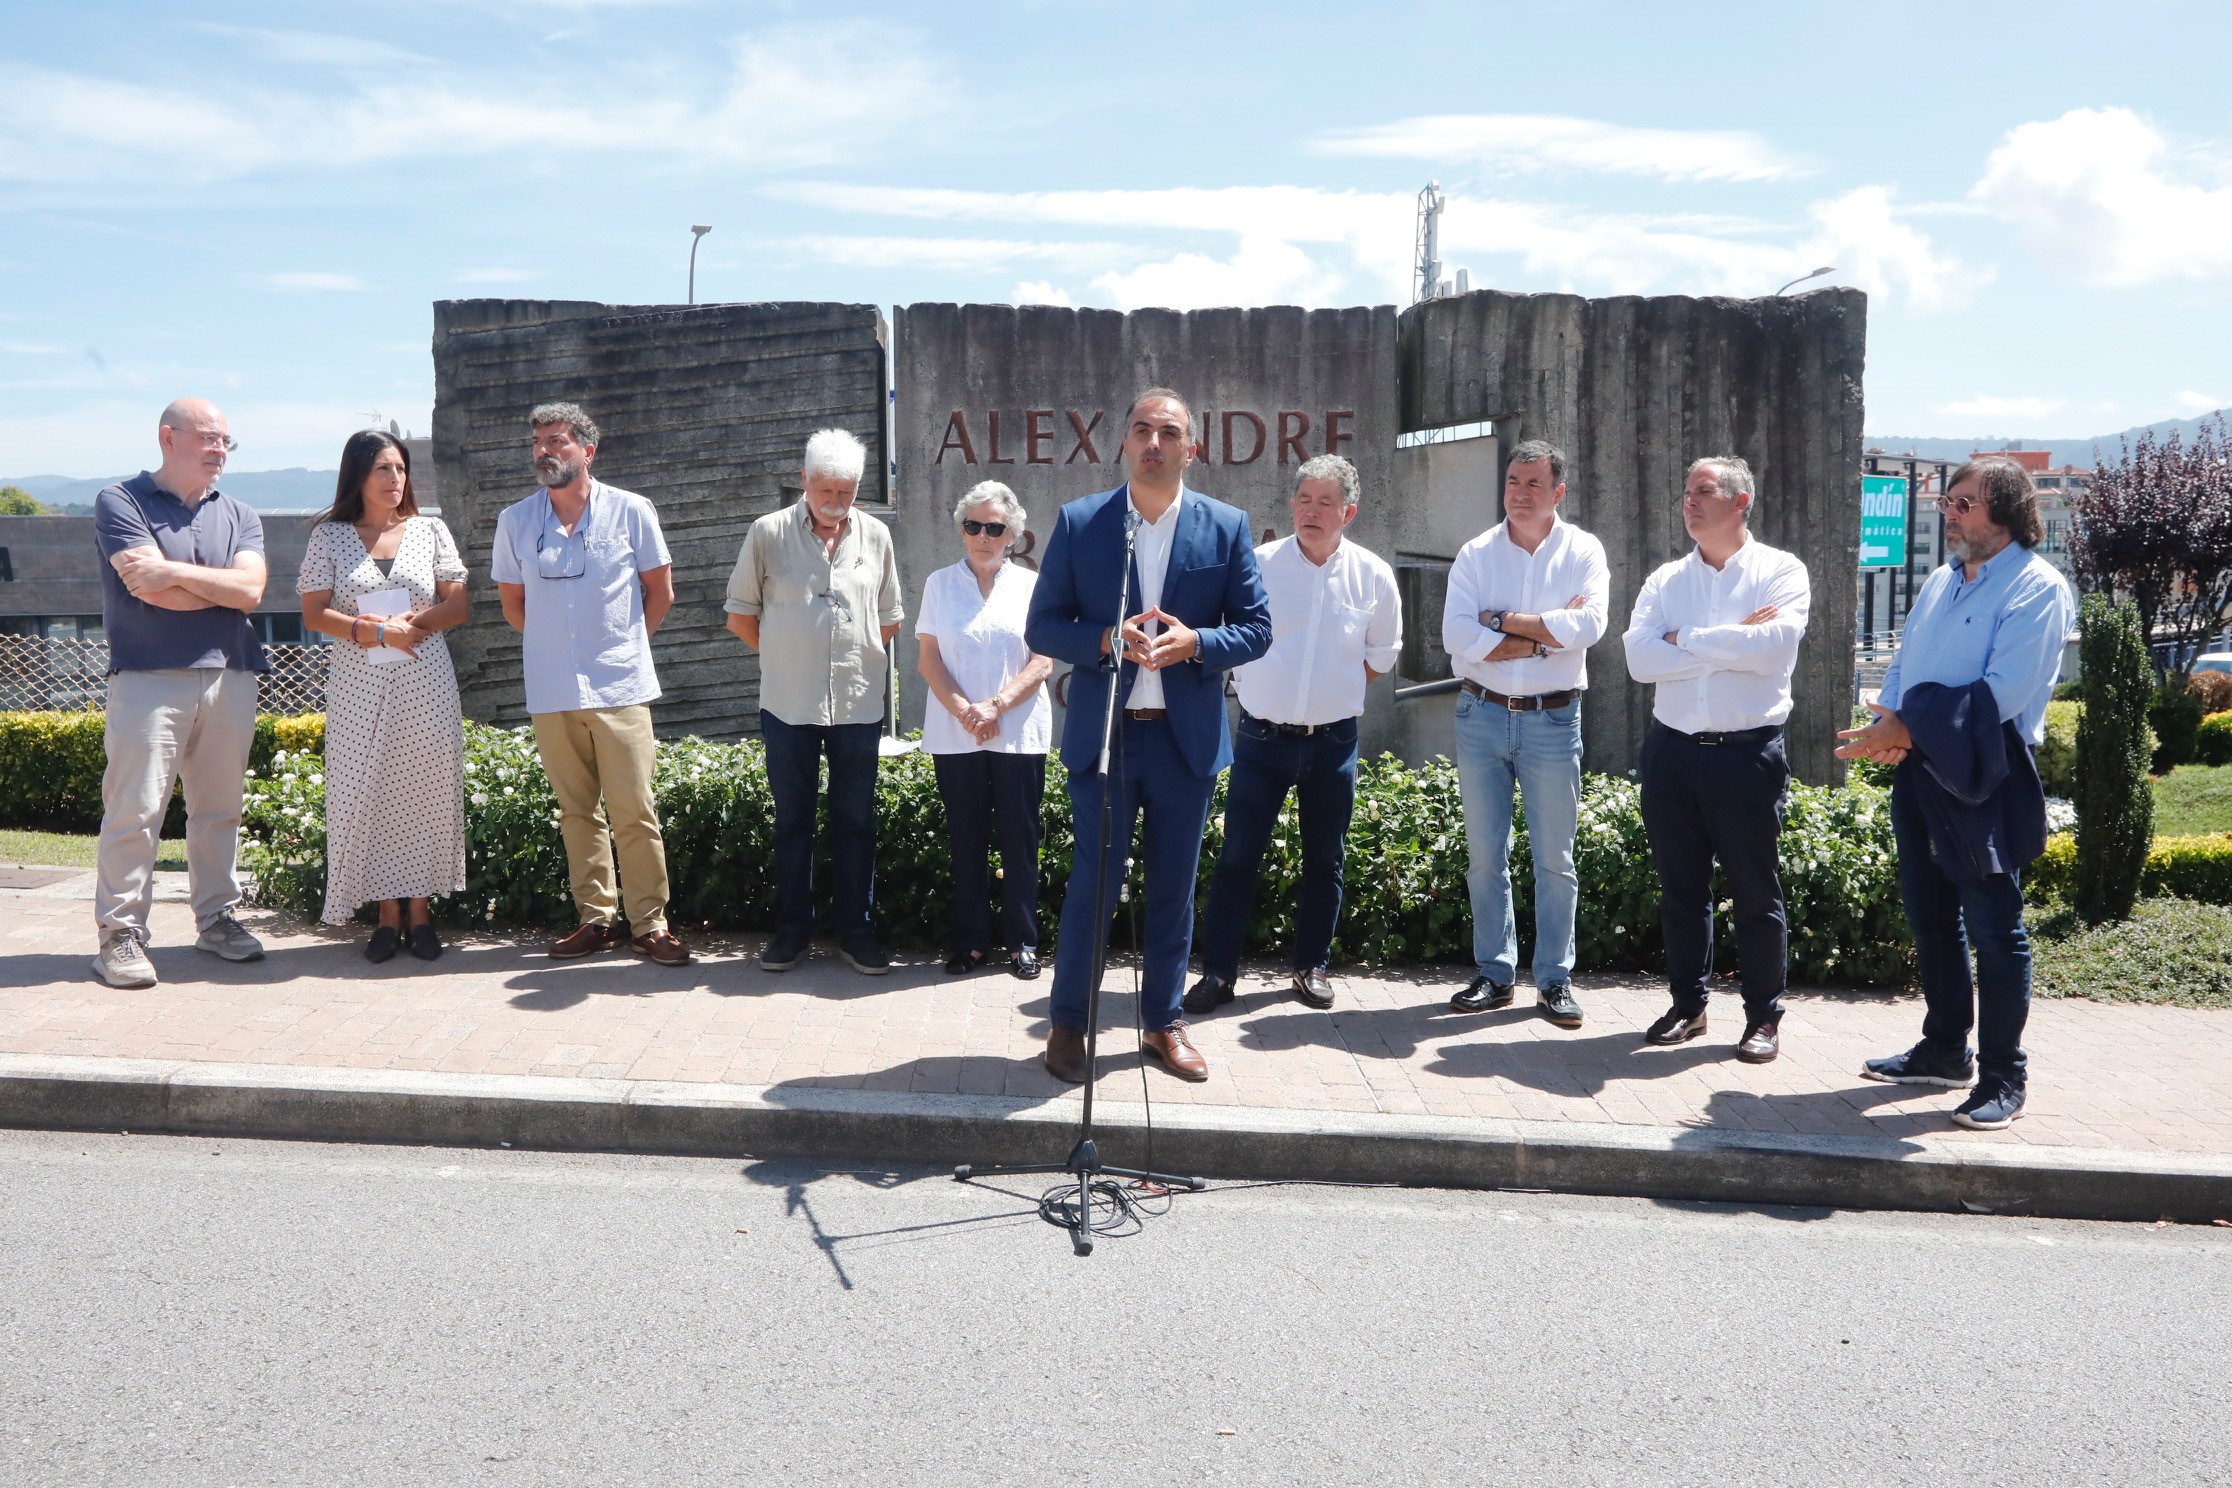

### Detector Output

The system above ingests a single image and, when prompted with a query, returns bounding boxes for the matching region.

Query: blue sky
[5,0,2231,476]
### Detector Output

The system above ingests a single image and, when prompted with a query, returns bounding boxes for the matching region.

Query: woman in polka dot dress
[297,430,470,962]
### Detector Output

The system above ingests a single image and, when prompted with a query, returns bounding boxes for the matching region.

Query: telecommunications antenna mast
[1414,181,1447,305]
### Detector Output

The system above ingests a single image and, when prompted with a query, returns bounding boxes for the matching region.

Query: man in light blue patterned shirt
[1838,457,2075,1131]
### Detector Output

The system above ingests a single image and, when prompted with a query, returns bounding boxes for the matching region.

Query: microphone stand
[954,494,1204,1255]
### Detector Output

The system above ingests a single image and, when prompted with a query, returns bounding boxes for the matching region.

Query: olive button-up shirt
[725,500,903,727]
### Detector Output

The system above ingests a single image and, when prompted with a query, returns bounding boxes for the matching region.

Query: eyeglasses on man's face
[176,429,237,453]
[961,519,1007,537]
[1935,495,1981,515]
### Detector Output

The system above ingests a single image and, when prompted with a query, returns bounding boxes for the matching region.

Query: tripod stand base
[954,1138,1206,1256]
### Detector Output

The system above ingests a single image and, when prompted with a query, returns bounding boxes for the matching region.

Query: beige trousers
[96,666,259,941]
[530,705,669,935]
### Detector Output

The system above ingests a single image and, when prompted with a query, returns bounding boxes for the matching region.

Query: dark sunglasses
[961,519,1008,537]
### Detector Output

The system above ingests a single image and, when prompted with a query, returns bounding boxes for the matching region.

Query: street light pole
[688,225,712,304]
[1775,264,1834,296]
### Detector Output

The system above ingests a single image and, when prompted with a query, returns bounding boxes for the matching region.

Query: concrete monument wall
[1398,288,1867,784]
[890,303,1417,758]
[430,298,888,739]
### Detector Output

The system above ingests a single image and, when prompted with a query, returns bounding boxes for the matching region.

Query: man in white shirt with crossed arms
[1622,455,1810,1063]
[1186,454,1402,1015]
[1442,439,1610,1029]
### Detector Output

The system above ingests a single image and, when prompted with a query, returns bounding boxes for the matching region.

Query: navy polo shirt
[92,472,270,674]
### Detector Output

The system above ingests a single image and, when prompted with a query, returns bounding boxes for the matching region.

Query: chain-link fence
[0,635,329,715]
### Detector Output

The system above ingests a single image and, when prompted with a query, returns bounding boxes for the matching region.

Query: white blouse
[914,560,1053,756]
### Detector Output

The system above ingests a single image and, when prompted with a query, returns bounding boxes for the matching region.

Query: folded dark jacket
[1894,679,2047,881]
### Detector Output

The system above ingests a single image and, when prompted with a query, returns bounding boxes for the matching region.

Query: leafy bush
[2029,898,2232,1008]
[0,710,325,834]
[2075,597,2154,922]
[243,721,1919,983]
[2196,711,2232,768]
[2035,699,2080,796]
[2027,831,2232,906]
[2188,671,2232,714]
[2149,686,2206,772]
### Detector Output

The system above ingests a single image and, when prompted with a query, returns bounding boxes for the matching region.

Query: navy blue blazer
[1025,484,1272,779]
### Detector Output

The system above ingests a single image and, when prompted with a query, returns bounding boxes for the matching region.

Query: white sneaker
[91,931,158,989]
[196,913,265,963]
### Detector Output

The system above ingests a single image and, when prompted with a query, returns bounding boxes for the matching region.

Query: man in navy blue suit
[1025,389,1273,1084]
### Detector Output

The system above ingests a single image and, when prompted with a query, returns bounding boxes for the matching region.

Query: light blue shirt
[1879,544,2074,746]
[490,481,672,715]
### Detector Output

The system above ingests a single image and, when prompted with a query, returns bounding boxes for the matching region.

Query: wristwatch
[1487,611,1506,633]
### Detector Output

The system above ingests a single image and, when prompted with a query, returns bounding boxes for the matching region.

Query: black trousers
[1638,722,1789,1021]
[932,750,1046,954]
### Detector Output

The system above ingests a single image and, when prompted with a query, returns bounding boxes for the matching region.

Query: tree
[0,484,48,516]
[2073,595,2154,924]
[2070,416,2232,679]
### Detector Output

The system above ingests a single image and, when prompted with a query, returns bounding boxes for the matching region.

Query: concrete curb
[3,1053,2228,1222]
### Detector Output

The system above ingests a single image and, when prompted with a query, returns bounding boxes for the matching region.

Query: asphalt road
[1,1128,2227,1488]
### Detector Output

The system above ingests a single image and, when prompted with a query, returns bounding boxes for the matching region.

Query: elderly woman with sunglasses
[915,481,1055,979]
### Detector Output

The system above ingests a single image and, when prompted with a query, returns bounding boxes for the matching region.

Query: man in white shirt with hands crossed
[1622,455,1810,1063]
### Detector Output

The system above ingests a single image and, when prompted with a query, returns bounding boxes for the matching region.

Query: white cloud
[1795,186,1986,313]
[1014,281,1074,307]
[1971,107,2232,285]
[0,340,64,354]
[785,235,1138,276]
[254,272,368,293]
[1941,395,2069,420]
[453,267,539,285]
[0,25,948,190]
[2172,391,2226,416]
[1091,237,1348,311]
[1313,113,1808,183]
[184,24,431,69]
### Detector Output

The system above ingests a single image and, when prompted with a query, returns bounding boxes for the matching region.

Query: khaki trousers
[96,666,259,941]
[530,705,669,935]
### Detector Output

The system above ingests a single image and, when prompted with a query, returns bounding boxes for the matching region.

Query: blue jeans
[1198,715,1359,981]
[760,712,881,939]
[1453,691,1584,985]
[1048,716,1215,1033]
[1890,766,2031,1084]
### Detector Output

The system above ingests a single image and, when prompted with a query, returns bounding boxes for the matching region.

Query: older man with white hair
[726,428,904,974]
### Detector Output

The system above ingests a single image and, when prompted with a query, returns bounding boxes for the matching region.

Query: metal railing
[0,635,329,715]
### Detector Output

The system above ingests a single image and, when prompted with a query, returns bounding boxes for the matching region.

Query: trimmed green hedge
[2197,711,2232,768]
[0,711,323,834]
[2028,831,2232,907]
[241,721,1914,983]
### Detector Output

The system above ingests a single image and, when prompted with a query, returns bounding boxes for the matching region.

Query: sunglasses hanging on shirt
[534,531,586,580]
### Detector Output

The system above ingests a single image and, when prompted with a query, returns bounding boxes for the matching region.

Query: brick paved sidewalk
[4,881,2228,1156]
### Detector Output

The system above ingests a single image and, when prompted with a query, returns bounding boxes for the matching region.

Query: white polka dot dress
[296,517,470,924]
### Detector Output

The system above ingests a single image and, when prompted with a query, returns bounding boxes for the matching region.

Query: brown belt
[1123,708,1168,721]
[1459,679,1579,712]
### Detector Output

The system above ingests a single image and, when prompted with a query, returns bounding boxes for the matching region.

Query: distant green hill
[1865,411,2227,468]
[1,468,339,510]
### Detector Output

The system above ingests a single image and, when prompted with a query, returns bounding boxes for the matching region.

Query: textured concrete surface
[3,1128,2229,1487]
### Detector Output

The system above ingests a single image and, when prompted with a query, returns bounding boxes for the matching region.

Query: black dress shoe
[1451,975,1514,1013]
[1643,1006,1708,1045]
[366,926,400,964]
[839,934,891,976]
[1010,948,1040,981]
[1182,973,1235,1015]
[407,924,442,962]
[759,930,810,972]
[1736,1017,1782,1064]
[1537,981,1585,1029]
[944,948,989,976]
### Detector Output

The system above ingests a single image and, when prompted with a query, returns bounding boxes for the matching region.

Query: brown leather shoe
[1292,966,1337,1009]
[1736,1017,1782,1064]
[630,929,693,966]
[1141,1021,1209,1082]
[550,922,622,958]
[1044,1025,1088,1084]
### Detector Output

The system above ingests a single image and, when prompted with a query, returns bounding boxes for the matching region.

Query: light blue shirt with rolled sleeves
[490,481,672,715]
[1878,545,2075,746]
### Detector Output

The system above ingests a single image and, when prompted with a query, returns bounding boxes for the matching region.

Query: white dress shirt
[1123,486,1185,709]
[1233,535,1403,725]
[914,559,1054,755]
[1441,515,1611,696]
[1621,534,1811,733]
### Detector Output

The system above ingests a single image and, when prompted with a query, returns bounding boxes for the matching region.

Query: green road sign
[1860,474,1907,568]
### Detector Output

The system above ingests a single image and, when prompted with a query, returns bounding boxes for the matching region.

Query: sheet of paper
[354,587,414,665]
